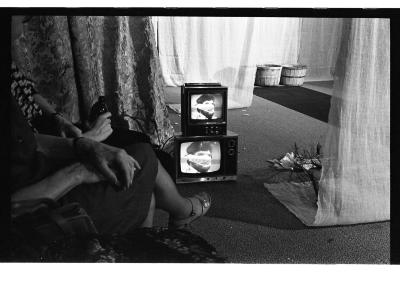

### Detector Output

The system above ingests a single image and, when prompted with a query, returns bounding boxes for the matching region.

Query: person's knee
[124,142,154,165]
[124,143,158,180]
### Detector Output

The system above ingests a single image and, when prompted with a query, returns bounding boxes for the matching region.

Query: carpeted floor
[157,83,390,263]
[253,85,331,122]
[166,86,327,228]
[172,172,308,229]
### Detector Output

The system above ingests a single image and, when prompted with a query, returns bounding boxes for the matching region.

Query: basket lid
[256,64,282,69]
[282,64,307,70]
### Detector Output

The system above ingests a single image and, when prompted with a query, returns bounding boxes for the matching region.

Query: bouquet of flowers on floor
[267,143,322,197]
[267,143,322,171]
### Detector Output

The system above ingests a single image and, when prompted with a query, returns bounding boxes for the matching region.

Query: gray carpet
[155,85,390,263]
[253,85,331,122]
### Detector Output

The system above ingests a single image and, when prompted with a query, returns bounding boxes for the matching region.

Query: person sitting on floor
[10,15,211,235]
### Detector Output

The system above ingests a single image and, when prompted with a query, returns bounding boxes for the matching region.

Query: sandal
[169,192,211,229]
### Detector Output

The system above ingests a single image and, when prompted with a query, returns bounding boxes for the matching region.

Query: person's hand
[75,137,141,191]
[54,114,83,138]
[82,112,113,142]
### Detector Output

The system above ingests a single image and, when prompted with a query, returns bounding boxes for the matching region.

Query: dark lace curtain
[14,16,174,146]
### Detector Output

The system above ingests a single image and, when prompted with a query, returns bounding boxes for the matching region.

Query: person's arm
[32,93,59,116]
[33,93,83,138]
[35,133,76,161]
[11,163,104,202]
[34,93,112,142]
[81,112,113,142]
[35,134,141,191]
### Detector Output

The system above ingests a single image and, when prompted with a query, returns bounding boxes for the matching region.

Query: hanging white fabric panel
[315,18,390,225]
[155,17,301,108]
[299,18,343,81]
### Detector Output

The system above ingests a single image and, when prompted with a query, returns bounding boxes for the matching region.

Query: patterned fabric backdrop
[14,16,174,146]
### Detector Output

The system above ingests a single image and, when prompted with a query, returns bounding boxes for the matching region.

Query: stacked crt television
[174,83,238,184]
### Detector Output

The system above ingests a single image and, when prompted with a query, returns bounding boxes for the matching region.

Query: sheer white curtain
[299,18,343,81]
[155,17,390,226]
[315,18,390,225]
[155,17,300,108]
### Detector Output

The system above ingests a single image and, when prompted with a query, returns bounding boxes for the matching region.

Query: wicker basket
[255,64,282,86]
[280,64,307,86]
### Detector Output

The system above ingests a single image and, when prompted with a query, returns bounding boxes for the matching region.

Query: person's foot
[169,192,211,229]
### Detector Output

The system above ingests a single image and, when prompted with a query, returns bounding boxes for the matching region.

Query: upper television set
[181,83,228,136]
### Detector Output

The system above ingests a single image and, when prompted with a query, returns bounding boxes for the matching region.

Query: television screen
[180,141,221,173]
[190,93,223,120]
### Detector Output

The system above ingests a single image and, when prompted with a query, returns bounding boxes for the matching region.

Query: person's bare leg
[140,193,155,228]
[154,160,194,219]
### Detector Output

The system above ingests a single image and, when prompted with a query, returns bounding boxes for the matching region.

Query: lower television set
[174,131,238,184]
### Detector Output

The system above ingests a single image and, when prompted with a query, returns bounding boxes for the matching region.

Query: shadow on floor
[177,170,311,230]
[254,85,331,122]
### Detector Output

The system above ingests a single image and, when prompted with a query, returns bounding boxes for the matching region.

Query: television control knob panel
[205,126,223,135]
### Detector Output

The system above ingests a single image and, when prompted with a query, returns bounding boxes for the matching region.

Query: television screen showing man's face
[180,141,221,173]
[190,93,223,120]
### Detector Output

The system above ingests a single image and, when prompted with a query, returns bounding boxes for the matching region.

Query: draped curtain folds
[299,18,343,81]
[155,17,301,108]
[154,16,390,225]
[155,17,344,108]
[315,18,390,225]
[14,16,174,146]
